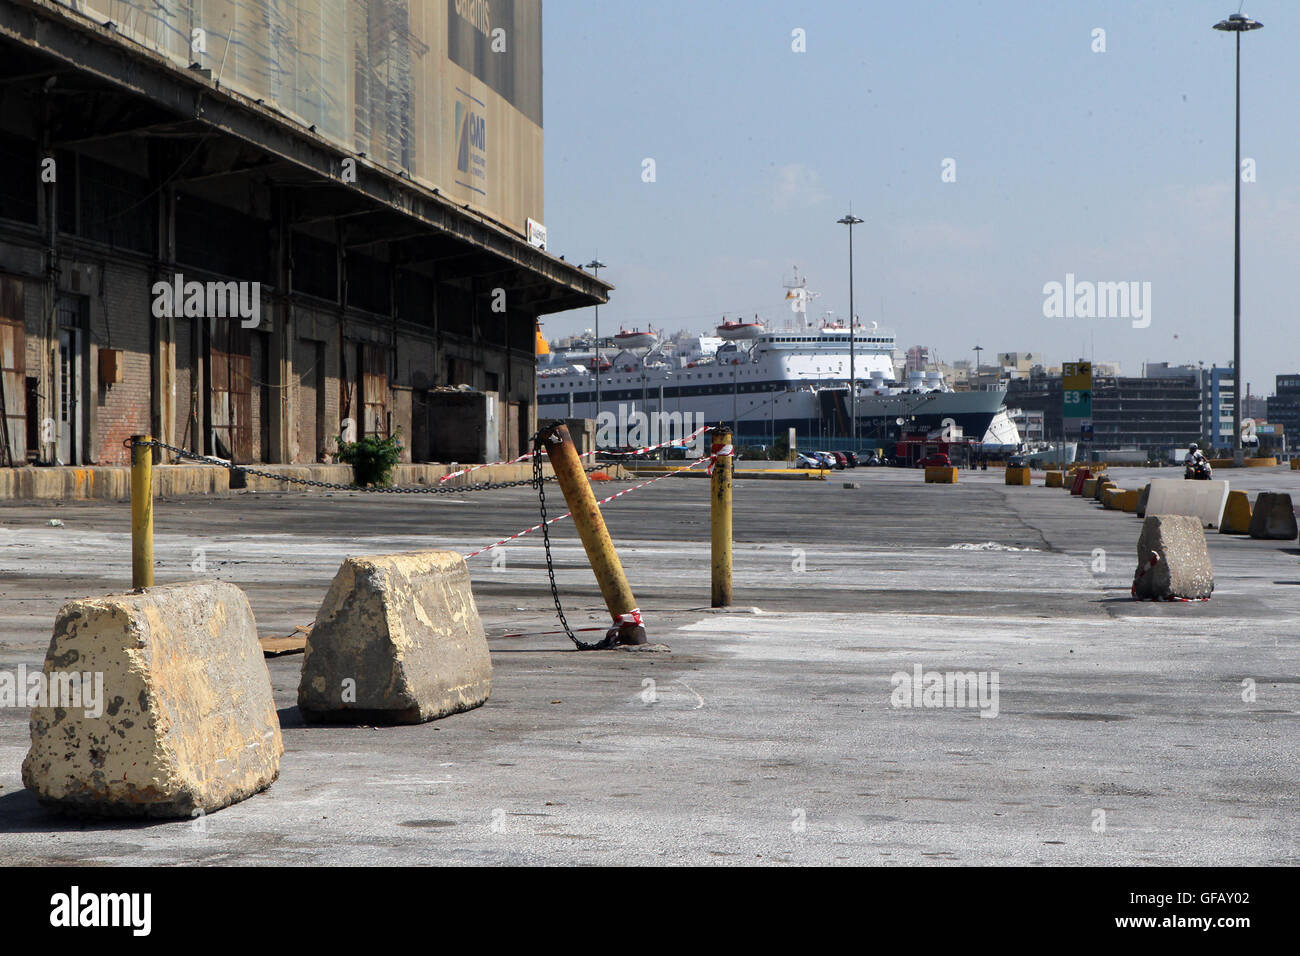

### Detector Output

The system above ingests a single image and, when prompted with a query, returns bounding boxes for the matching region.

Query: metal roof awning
[0,0,610,315]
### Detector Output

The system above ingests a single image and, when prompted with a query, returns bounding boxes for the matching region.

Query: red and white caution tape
[596,425,709,458]
[463,449,716,559]
[438,449,544,484]
[440,425,708,484]
[707,442,733,476]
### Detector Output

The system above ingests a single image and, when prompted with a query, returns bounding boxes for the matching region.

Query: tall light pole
[838,213,863,448]
[584,258,606,421]
[1214,12,1263,465]
[972,345,984,390]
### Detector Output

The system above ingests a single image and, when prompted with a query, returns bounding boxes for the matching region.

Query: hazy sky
[541,1,1296,395]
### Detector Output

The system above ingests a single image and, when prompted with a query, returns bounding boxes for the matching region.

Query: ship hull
[538,377,1007,446]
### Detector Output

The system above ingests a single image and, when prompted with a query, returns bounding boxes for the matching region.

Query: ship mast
[783,266,819,331]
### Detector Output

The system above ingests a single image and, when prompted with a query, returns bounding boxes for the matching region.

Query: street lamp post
[838,213,863,449]
[584,258,606,421]
[1213,12,1263,465]
[972,345,984,390]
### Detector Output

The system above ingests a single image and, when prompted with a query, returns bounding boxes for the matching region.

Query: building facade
[1008,370,1202,456]
[1266,375,1300,444]
[0,0,604,469]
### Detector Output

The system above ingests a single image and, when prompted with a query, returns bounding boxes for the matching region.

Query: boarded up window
[295,339,325,462]
[361,343,389,436]
[209,320,252,464]
[0,278,25,465]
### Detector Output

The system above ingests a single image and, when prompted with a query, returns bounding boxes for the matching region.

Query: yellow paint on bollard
[710,428,733,608]
[130,435,154,589]
[1082,478,1100,498]
[1005,466,1032,486]
[1045,471,1065,488]
[537,423,645,645]
[1219,490,1252,534]
[1119,489,1141,513]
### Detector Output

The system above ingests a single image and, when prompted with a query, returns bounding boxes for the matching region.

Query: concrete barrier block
[1145,478,1230,529]
[1137,483,1151,518]
[1290,458,1300,471]
[1220,490,1252,535]
[924,466,958,484]
[1005,466,1031,486]
[1082,478,1099,498]
[299,551,491,724]
[1102,487,1126,510]
[1094,479,1116,502]
[1244,457,1277,468]
[1119,489,1141,513]
[1133,515,1214,600]
[1045,471,1065,488]
[22,581,282,818]
[1248,492,1298,540]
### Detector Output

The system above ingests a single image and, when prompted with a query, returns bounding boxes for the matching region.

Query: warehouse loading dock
[0,0,605,473]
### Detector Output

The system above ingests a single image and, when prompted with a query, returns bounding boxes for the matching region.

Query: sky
[540,0,1297,395]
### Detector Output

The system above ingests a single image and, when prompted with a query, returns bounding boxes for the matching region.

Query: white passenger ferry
[538,272,1012,447]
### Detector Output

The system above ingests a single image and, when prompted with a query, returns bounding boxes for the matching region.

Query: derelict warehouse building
[0,0,606,468]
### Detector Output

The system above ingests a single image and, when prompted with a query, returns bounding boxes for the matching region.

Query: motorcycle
[1184,458,1213,480]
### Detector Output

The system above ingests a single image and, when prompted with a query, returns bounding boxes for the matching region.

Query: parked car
[812,451,838,469]
[794,452,822,469]
[917,452,952,468]
[830,451,849,469]
[843,451,859,468]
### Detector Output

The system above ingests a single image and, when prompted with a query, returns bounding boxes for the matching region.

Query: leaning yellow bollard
[537,423,646,645]
[710,428,733,608]
[130,434,154,589]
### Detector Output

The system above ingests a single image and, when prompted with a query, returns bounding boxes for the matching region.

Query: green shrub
[335,431,403,487]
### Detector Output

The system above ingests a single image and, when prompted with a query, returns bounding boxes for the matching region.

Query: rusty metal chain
[128,437,602,494]
[532,437,607,651]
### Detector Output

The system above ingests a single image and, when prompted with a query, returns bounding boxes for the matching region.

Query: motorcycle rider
[1185,442,1212,479]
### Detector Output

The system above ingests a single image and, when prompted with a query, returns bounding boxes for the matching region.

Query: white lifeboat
[613,327,658,349]
[716,319,764,340]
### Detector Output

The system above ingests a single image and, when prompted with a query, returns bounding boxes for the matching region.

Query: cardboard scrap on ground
[260,624,310,657]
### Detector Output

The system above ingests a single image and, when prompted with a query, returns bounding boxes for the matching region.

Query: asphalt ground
[0,466,1296,864]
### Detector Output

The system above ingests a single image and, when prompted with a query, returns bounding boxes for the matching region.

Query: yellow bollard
[130,434,154,589]
[536,423,646,645]
[710,427,733,608]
